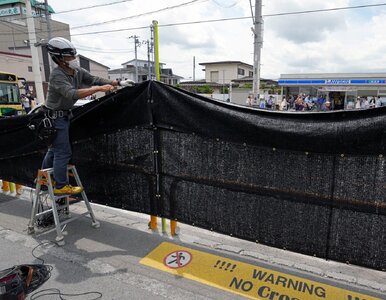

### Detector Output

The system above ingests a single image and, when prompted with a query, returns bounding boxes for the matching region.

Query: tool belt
[27,106,61,146]
[43,106,72,119]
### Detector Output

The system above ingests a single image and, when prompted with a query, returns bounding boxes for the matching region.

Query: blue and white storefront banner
[278,79,386,85]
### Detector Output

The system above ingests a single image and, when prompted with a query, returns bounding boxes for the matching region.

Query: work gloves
[119,79,135,87]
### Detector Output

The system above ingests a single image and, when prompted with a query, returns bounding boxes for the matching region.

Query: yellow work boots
[54,185,83,195]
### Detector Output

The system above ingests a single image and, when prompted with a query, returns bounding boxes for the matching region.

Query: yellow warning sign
[140,242,381,300]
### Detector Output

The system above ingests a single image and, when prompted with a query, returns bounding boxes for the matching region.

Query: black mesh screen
[0,81,384,270]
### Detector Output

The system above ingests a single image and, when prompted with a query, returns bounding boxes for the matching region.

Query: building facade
[279,73,386,109]
[108,59,182,85]
[0,0,69,82]
[199,61,253,84]
[0,1,110,99]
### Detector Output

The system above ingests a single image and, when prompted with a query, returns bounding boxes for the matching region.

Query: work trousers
[41,116,72,188]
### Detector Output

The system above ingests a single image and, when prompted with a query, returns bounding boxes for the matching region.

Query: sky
[45,0,386,81]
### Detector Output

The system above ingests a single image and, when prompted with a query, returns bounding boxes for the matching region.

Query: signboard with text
[140,242,382,300]
[0,6,41,17]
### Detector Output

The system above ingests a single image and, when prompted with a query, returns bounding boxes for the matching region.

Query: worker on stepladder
[42,37,134,195]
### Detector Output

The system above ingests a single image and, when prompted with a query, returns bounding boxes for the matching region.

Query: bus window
[0,83,19,103]
[0,71,22,116]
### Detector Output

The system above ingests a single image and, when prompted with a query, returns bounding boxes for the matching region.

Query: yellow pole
[9,182,15,194]
[170,220,177,236]
[162,217,167,234]
[150,215,157,230]
[16,184,23,195]
[153,20,161,81]
[152,21,177,235]
[152,20,171,234]
[149,20,161,231]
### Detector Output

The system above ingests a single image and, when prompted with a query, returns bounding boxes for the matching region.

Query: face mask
[67,58,80,70]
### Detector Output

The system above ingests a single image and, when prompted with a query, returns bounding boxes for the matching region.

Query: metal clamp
[42,117,54,128]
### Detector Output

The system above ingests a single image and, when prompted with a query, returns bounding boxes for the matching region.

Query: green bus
[0,71,22,117]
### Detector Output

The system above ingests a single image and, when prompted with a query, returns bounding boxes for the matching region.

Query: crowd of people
[246,94,385,112]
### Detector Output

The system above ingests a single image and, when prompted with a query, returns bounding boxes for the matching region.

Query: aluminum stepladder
[27,165,100,246]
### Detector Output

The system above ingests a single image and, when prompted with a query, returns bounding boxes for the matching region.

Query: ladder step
[28,165,99,245]
[54,194,74,199]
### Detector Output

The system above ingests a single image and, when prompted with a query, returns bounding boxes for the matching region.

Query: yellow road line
[140,242,380,300]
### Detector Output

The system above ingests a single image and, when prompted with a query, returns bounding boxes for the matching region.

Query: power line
[2,2,386,39]
[75,46,134,53]
[58,2,386,36]
[211,0,238,8]
[263,2,386,17]
[248,0,254,22]
[54,0,133,15]
[71,25,149,36]
[6,0,134,22]
[71,0,207,29]
[75,45,132,51]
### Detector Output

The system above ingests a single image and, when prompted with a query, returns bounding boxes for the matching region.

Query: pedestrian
[266,96,273,110]
[363,97,369,109]
[245,95,252,106]
[376,96,382,107]
[21,94,31,114]
[288,95,294,110]
[355,97,361,109]
[317,96,325,111]
[259,97,266,109]
[369,97,376,108]
[279,96,287,111]
[26,93,36,108]
[41,37,134,195]
[295,95,304,111]
[322,100,331,111]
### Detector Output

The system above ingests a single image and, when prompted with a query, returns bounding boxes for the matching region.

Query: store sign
[0,7,41,17]
[21,8,41,17]
[325,79,350,84]
[0,7,20,17]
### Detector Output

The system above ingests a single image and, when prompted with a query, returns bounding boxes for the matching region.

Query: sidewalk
[0,188,385,299]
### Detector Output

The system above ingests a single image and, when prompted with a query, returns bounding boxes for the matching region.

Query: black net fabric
[0,81,385,270]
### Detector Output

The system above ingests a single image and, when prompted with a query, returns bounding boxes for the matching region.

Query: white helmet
[46,37,76,62]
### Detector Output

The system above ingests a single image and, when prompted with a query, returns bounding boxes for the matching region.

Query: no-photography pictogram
[163,250,192,269]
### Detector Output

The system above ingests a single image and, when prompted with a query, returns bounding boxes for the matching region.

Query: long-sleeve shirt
[45,66,111,110]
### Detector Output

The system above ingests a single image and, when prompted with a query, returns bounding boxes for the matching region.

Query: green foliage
[221,86,229,94]
[196,85,214,94]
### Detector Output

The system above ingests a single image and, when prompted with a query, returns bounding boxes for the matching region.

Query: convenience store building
[278,73,386,109]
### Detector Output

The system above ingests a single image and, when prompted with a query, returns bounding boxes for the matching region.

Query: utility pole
[193,56,196,81]
[44,0,53,71]
[252,0,263,99]
[44,0,51,40]
[25,0,45,103]
[129,35,140,82]
[150,25,155,80]
[146,40,151,80]
[229,82,232,102]
[222,69,225,101]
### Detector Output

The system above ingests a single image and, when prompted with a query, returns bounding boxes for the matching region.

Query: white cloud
[47,0,386,80]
